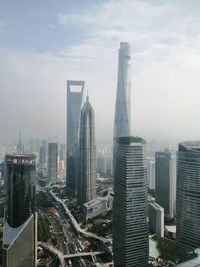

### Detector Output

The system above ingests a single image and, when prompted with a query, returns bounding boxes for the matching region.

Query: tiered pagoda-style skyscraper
[77,96,96,205]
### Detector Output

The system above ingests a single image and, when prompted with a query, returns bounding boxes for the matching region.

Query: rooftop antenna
[17,130,24,154]
[86,91,89,101]
[19,130,22,146]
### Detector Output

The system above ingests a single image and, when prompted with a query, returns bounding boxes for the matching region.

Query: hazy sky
[1,0,200,144]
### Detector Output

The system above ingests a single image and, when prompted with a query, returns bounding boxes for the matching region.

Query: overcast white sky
[1,0,200,144]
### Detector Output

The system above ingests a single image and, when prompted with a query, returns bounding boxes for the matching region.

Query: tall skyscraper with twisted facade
[113,43,149,266]
[78,96,96,205]
[113,42,131,174]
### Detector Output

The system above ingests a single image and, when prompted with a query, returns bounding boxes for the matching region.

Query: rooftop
[176,258,200,267]
[118,136,146,145]
[179,141,200,152]
[5,154,36,164]
[149,201,164,211]
[83,195,113,208]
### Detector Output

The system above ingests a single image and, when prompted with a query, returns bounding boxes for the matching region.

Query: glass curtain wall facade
[3,155,37,267]
[113,137,149,267]
[67,80,85,194]
[39,141,47,167]
[78,97,96,205]
[113,42,131,175]
[155,151,176,218]
[176,141,200,262]
[47,143,58,184]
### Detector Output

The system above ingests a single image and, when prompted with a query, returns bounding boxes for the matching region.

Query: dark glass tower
[176,141,200,262]
[3,154,37,267]
[78,97,96,205]
[47,143,58,184]
[39,141,47,167]
[67,80,85,194]
[6,155,35,227]
[155,150,176,218]
[113,137,149,267]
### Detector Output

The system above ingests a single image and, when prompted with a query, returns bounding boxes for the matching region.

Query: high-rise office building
[48,143,58,184]
[77,97,96,205]
[155,150,176,218]
[149,200,164,237]
[97,148,112,176]
[59,143,65,162]
[3,154,37,267]
[39,141,47,167]
[113,42,131,174]
[176,141,200,262]
[113,136,149,267]
[67,80,85,194]
[147,156,155,190]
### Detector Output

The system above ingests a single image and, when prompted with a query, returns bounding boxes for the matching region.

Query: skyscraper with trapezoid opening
[67,80,85,194]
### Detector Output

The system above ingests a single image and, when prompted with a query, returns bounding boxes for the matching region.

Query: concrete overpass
[49,190,109,243]
[63,251,104,259]
[38,242,66,267]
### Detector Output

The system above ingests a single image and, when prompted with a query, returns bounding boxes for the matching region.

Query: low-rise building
[176,257,200,266]
[83,195,113,220]
[165,225,176,238]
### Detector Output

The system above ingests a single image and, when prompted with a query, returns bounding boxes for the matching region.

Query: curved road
[49,191,109,243]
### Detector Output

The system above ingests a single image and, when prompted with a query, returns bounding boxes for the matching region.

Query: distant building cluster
[96,148,112,176]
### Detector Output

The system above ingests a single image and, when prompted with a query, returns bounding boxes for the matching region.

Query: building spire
[17,130,24,154]
[19,130,22,146]
[86,91,89,102]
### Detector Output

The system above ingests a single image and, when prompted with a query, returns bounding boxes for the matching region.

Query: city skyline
[1,1,200,143]
[1,2,200,266]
